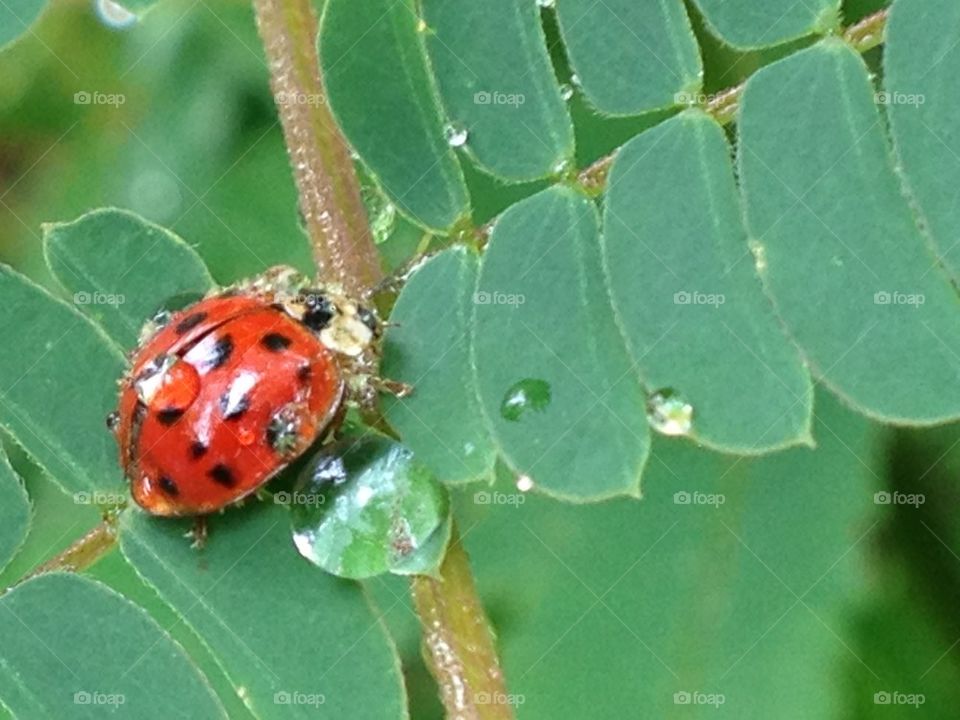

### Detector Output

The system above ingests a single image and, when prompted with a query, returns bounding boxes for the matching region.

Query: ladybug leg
[372,377,414,398]
[184,516,208,550]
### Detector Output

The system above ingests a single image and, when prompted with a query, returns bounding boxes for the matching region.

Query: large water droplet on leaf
[290,435,450,579]
[646,388,694,436]
[500,378,551,421]
[96,0,137,28]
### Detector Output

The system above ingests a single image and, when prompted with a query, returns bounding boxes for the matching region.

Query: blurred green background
[3,0,960,718]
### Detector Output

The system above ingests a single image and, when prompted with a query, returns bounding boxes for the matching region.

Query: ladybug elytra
[110,266,385,518]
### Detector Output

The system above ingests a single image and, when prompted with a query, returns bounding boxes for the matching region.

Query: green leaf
[0,0,46,49]
[473,186,649,500]
[120,503,408,719]
[290,434,451,579]
[690,0,840,49]
[739,40,960,425]
[556,0,702,115]
[0,573,227,719]
[421,0,574,180]
[0,446,30,574]
[320,0,469,231]
[603,110,813,452]
[454,389,880,718]
[44,208,214,349]
[885,0,960,279]
[0,266,124,494]
[382,246,496,485]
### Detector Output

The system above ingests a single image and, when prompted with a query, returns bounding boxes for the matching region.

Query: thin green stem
[18,514,119,586]
[253,0,383,294]
[410,524,514,720]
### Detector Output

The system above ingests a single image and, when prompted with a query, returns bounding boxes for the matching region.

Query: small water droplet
[646,389,693,436]
[830,255,844,268]
[559,83,574,101]
[501,378,551,421]
[96,0,137,28]
[134,354,178,405]
[443,124,469,148]
[416,17,428,32]
[551,157,572,176]
[569,73,582,88]
[105,411,120,432]
[537,0,555,9]
[267,403,307,456]
[748,239,767,273]
[516,474,534,492]
[362,186,396,245]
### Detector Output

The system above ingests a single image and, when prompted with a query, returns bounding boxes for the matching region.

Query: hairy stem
[19,516,118,585]
[411,524,513,720]
[253,0,382,293]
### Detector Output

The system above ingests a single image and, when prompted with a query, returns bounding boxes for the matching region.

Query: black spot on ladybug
[297,364,312,382]
[175,311,207,335]
[189,441,208,459]
[261,333,292,352]
[158,475,179,496]
[301,291,335,331]
[207,334,234,370]
[156,407,185,426]
[208,464,236,487]
[219,389,250,420]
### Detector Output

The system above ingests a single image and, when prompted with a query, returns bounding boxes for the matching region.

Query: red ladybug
[109,267,387,519]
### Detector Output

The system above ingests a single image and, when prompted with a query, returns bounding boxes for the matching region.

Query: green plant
[1,0,959,717]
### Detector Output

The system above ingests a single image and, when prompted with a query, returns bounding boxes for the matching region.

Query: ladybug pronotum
[109,266,387,518]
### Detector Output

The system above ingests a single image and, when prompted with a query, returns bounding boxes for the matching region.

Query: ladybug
[108,266,398,522]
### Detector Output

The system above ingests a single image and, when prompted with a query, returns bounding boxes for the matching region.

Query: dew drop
[501,378,551,422]
[570,73,582,88]
[646,389,693,436]
[559,83,574,101]
[96,0,137,29]
[267,403,308,456]
[362,186,397,245]
[747,239,767,273]
[443,124,469,148]
[516,474,534,492]
[537,0,555,9]
[551,157,573,176]
[134,354,178,405]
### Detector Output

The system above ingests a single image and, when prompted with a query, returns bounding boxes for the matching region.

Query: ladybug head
[294,287,381,358]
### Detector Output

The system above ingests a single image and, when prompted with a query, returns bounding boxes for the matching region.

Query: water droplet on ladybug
[267,402,308,456]
[500,378,551,421]
[134,354,201,412]
[105,411,120,433]
[646,388,694,436]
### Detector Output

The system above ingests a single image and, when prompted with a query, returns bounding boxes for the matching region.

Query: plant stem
[253,0,383,294]
[844,9,888,53]
[410,524,513,720]
[18,516,118,585]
